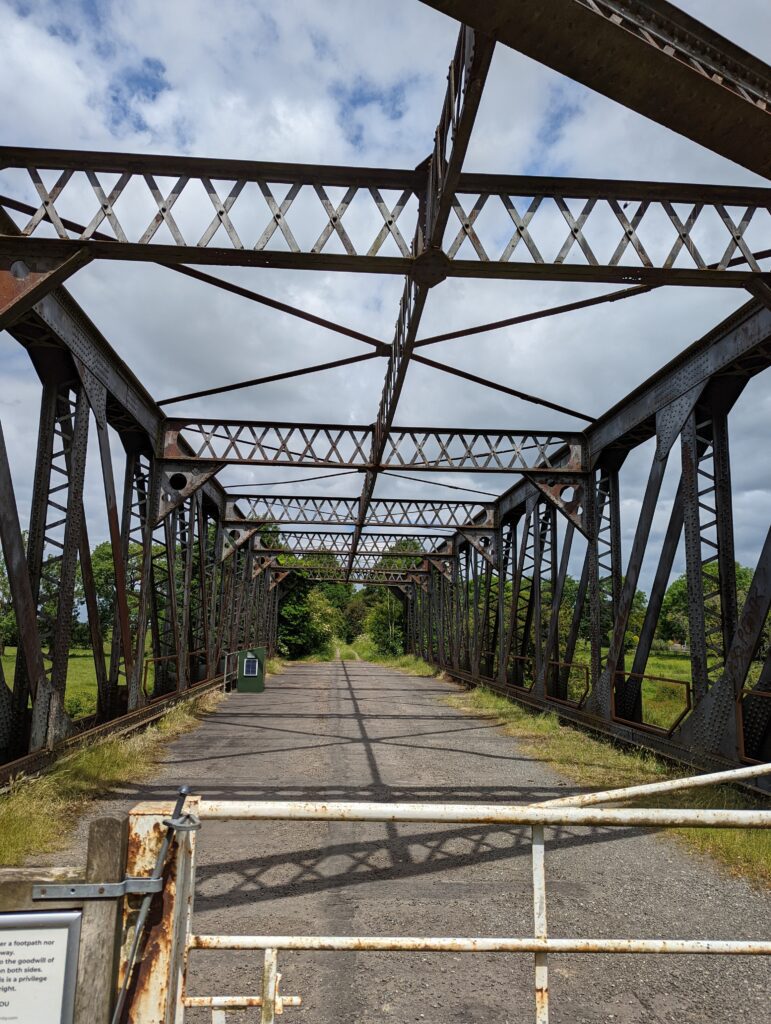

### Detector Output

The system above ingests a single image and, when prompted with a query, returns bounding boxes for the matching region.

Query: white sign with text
[0,913,81,1024]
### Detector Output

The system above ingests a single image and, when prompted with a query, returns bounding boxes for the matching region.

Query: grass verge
[446,685,771,888]
[349,636,439,676]
[2,646,103,719]
[265,657,284,676]
[0,691,222,867]
[293,649,336,663]
[336,641,359,660]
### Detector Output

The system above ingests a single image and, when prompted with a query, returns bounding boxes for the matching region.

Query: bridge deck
[48,662,771,1020]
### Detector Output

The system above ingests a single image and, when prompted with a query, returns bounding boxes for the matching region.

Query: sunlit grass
[292,648,336,663]
[1,646,102,719]
[447,685,771,887]
[0,691,222,866]
[350,636,438,676]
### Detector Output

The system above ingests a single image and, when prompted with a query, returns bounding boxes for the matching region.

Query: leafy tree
[81,541,120,636]
[342,591,369,642]
[658,573,689,644]
[658,562,758,648]
[366,590,404,656]
[277,578,338,658]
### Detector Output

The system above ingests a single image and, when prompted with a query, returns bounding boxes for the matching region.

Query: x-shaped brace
[198,178,246,248]
[367,188,412,257]
[139,175,189,244]
[312,185,357,255]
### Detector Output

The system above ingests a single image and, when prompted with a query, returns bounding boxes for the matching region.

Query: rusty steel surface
[2,149,771,285]
[417,0,771,177]
[0,7,769,783]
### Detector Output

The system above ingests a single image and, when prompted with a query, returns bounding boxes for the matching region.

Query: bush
[278,582,338,659]
[366,593,404,657]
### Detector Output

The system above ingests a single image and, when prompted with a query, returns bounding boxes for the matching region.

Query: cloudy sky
[1,0,770,592]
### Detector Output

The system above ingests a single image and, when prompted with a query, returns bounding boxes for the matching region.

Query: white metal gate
[121,762,771,1023]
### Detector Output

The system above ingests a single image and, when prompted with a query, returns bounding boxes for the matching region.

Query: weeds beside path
[447,684,771,887]
[0,692,223,867]
[344,637,438,675]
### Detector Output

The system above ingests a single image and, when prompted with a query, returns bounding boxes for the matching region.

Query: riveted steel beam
[163,419,585,473]
[2,154,770,284]
[225,495,495,529]
[253,531,452,557]
[419,0,771,178]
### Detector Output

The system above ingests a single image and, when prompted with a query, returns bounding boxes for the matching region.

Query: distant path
[41,661,771,1022]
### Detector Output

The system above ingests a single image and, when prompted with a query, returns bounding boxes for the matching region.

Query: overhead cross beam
[3,155,770,286]
[287,564,429,585]
[254,531,452,557]
[225,494,495,529]
[278,551,430,571]
[418,0,771,179]
[162,419,585,473]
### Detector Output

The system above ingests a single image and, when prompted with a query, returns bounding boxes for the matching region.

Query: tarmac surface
[53,660,771,1022]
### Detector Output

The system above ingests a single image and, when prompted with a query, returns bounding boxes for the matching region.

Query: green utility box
[236,647,266,692]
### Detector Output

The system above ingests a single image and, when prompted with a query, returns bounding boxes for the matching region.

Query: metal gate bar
[196,801,768,827]
[188,934,771,954]
[171,778,770,1023]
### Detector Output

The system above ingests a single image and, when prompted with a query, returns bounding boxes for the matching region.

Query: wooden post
[73,815,128,1024]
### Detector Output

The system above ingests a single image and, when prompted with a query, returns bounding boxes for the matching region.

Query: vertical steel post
[532,824,549,1023]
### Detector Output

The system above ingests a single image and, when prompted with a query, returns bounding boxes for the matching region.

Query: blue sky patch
[47,20,79,44]
[331,75,413,149]
[524,85,582,175]
[107,56,170,134]
[77,0,106,30]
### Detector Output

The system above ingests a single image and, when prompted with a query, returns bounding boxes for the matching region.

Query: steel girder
[418,0,771,178]
[0,260,271,762]
[1,152,770,286]
[406,299,771,775]
[162,419,586,473]
[225,495,495,530]
[290,565,429,586]
[253,532,452,557]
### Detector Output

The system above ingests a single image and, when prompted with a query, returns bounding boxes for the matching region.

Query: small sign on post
[0,911,81,1024]
[237,647,266,692]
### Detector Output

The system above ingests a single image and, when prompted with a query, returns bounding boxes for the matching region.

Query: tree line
[0,536,764,663]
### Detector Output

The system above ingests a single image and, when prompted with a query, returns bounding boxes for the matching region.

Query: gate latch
[33,877,163,900]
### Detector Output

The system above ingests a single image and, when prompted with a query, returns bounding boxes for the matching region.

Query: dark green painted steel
[237,648,266,693]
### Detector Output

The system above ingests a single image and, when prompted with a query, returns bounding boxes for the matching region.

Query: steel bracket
[33,876,164,901]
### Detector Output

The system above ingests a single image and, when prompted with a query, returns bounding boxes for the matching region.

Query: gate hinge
[32,877,164,900]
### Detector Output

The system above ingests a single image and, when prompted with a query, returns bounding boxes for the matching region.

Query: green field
[1,646,101,719]
[0,642,167,720]
[562,641,692,732]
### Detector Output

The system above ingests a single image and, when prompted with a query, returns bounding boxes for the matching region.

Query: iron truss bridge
[0,0,769,782]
